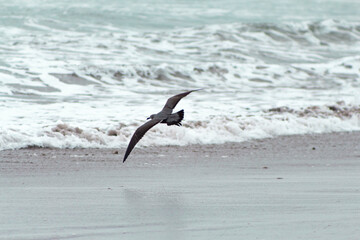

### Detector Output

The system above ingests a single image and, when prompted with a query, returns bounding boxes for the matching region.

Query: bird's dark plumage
[161,90,195,114]
[162,109,184,126]
[123,119,161,162]
[123,89,200,162]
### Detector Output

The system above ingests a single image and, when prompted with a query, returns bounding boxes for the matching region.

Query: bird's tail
[166,109,184,126]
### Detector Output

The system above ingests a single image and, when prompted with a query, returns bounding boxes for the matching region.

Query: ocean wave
[1,19,360,98]
[1,102,359,151]
[2,54,359,100]
[1,18,359,151]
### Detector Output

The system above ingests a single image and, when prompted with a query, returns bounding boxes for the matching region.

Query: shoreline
[1,131,360,240]
[1,131,360,173]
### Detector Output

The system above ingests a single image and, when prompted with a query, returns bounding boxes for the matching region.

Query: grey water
[0,0,360,149]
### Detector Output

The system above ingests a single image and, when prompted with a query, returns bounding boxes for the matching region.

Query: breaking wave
[1,19,360,151]
[1,102,359,151]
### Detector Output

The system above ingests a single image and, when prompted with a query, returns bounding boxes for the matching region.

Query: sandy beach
[1,131,360,240]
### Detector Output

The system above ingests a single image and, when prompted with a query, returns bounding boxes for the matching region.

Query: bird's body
[123,89,200,162]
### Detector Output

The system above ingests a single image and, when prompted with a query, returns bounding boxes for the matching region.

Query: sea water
[1,0,360,149]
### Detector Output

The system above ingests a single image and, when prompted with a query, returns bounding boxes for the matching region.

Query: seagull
[123,89,200,162]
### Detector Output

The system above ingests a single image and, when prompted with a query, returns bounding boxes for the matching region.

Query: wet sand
[1,132,360,240]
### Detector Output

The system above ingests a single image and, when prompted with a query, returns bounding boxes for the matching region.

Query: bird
[123,89,200,162]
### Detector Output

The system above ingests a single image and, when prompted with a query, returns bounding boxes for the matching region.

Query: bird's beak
[147,117,150,120]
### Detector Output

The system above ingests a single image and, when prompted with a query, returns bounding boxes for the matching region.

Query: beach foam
[1,102,359,150]
[1,2,360,151]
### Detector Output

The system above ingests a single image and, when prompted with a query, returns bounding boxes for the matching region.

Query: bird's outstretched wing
[123,119,161,162]
[161,89,201,114]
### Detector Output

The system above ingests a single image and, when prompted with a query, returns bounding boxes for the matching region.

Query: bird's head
[147,114,156,120]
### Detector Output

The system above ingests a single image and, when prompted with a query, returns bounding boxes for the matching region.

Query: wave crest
[1,102,359,151]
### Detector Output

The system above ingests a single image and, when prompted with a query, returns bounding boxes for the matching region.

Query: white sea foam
[1,102,359,150]
[1,8,360,151]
